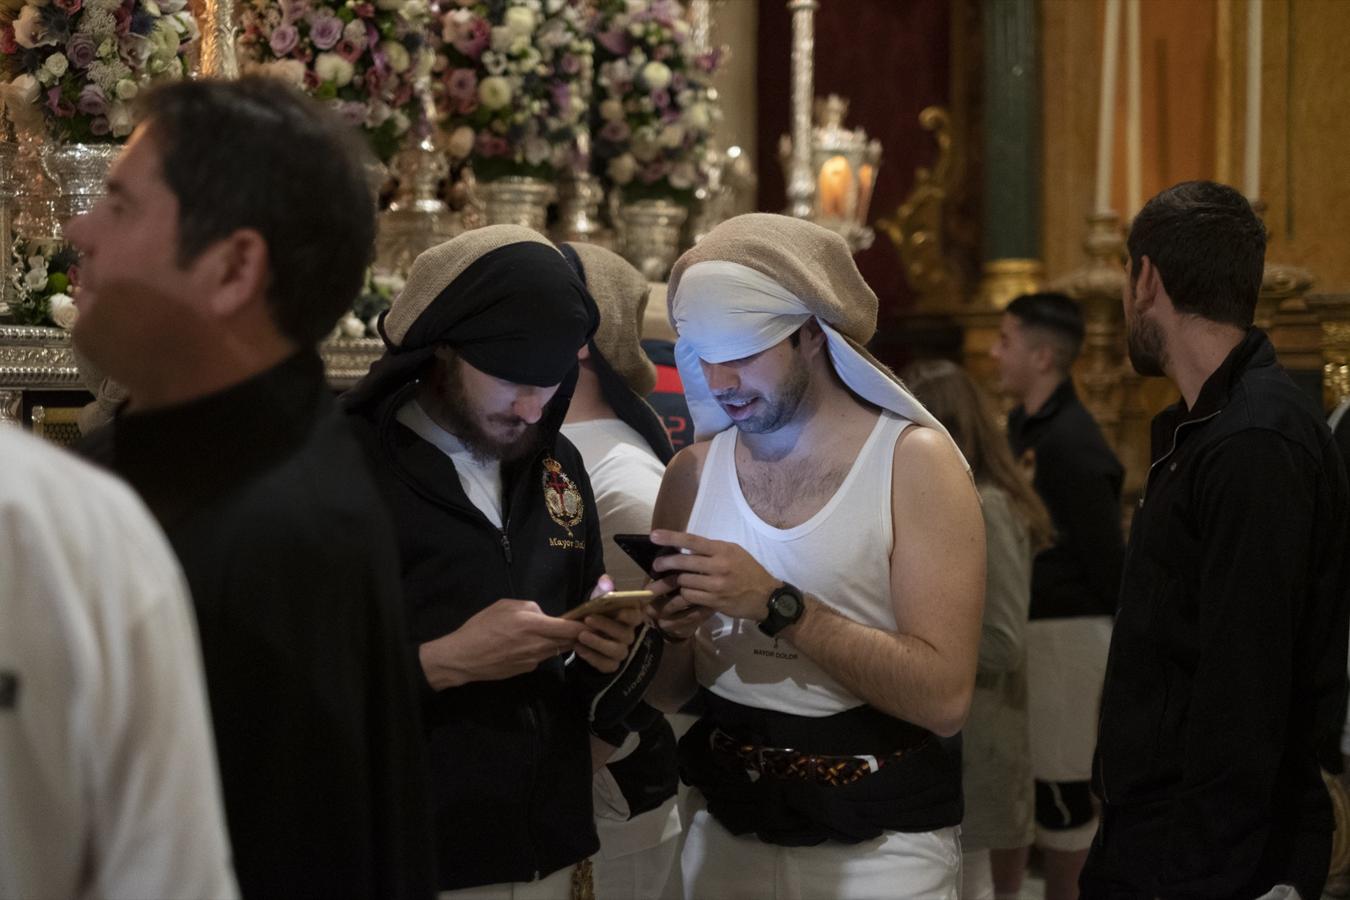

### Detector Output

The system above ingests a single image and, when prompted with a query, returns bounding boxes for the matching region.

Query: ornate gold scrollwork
[878,106,962,309]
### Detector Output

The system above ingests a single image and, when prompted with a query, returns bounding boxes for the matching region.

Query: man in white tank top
[642,215,986,900]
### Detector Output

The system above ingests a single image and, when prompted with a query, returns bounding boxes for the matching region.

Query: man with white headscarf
[642,214,985,899]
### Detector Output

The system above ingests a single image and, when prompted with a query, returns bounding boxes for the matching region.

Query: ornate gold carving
[878,106,963,309]
[1306,294,1350,409]
[975,258,1044,311]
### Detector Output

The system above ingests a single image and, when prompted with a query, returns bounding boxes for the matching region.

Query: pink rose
[66,32,97,68]
[599,119,630,143]
[46,86,75,119]
[53,0,82,13]
[0,26,17,55]
[76,84,107,116]
[89,117,110,136]
[113,4,131,35]
[596,29,629,56]
[445,67,476,101]
[269,24,299,56]
[335,38,362,62]
[308,14,342,50]
[353,3,374,18]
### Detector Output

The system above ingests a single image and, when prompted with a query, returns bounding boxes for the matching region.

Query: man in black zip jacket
[343,226,645,896]
[1082,180,1350,898]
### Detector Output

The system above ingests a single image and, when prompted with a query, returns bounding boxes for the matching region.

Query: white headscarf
[672,260,963,459]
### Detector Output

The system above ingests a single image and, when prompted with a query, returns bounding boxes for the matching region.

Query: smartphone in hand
[561,590,654,622]
[612,533,680,577]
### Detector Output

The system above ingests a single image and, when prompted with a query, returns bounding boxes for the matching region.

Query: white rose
[383,41,410,73]
[399,0,422,20]
[413,48,434,80]
[13,5,54,49]
[490,25,513,52]
[599,98,623,122]
[668,162,696,190]
[682,102,710,132]
[503,5,535,38]
[49,293,78,330]
[107,101,134,137]
[446,125,475,158]
[43,52,68,77]
[658,123,684,149]
[7,73,39,106]
[339,313,365,338]
[477,75,512,110]
[391,110,410,134]
[630,130,660,162]
[314,52,355,88]
[115,78,138,100]
[23,266,48,292]
[607,153,637,185]
[342,19,368,47]
[523,136,549,166]
[637,62,669,90]
[260,58,307,87]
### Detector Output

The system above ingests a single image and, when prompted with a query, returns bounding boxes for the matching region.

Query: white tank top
[689,411,911,716]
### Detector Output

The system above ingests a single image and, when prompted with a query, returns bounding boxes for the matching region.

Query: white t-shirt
[0,426,237,900]
[561,418,680,859]
[561,418,666,591]
[397,398,505,527]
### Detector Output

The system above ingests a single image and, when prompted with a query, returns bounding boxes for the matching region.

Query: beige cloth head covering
[563,242,656,397]
[668,213,876,345]
[666,213,964,468]
[382,224,554,346]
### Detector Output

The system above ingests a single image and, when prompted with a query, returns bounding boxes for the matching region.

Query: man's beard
[718,355,810,435]
[1126,310,1168,377]
[434,364,543,463]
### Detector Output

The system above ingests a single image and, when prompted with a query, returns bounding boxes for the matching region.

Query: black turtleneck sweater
[80,351,435,900]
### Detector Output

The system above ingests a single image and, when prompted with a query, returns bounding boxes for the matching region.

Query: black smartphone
[612,533,680,577]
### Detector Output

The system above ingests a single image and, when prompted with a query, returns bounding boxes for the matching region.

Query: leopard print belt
[709,726,928,787]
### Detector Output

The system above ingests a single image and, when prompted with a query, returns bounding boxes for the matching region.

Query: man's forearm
[419,632,472,690]
[784,595,973,736]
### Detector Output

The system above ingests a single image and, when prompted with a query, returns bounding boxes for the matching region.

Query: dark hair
[1127,180,1266,328]
[1005,292,1084,371]
[902,359,1054,552]
[139,76,377,347]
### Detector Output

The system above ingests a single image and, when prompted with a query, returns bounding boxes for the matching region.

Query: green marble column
[978,0,1042,307]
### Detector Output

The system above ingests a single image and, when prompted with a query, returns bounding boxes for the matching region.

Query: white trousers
[680,793,960,900]
[958,849,993,900]
[437,864,574,900]
[593,831,681,900]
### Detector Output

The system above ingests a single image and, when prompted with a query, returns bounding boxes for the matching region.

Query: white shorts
[680,791,960,900]
[1026,616,1112,782]
[438,864,574,900]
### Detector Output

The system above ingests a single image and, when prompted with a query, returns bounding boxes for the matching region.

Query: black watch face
[775,592,801,618]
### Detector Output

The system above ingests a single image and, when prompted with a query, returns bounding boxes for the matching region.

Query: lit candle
[1126,0,1141,216]
[1094,0,1123,213]
[1245,0,1262,200]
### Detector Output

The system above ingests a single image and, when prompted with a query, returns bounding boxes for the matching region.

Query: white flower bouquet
[0,0,198,142]
[437,0,592,182]
[239,0,435,162]
[590,0,722,203]
[9,239,79,329]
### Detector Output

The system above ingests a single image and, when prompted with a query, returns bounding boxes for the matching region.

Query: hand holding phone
[612,533,681,577]
[561,590,654,622]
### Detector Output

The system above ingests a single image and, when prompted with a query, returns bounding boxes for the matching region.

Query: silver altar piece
[41,142,121,221]
[617,198,689,282]
[0,140,15,315]
[478,176,556,233]
[376,130,461,276]
[806,96,881,252]
[553,172,612,247]
[783,0,818,220]
[9,133,61,244]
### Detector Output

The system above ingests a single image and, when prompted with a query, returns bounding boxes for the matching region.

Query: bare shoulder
[891,425,979,513]
[652,439,714,530]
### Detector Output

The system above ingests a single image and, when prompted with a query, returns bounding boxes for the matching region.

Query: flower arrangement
[437,0,592,183]
[238,0,435,163]
[0,0,198,142]
[334,266,403,338]
[589,0,722,203]
[9,240,79,329]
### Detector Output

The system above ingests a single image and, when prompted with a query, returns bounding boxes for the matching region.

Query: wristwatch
[759,582,805,638]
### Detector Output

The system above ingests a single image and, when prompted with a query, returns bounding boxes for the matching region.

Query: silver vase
[478,176,556,232]
[40,142,121,221]
[618,198,689,281]
[375,133,461,276]
[553,172,612,247]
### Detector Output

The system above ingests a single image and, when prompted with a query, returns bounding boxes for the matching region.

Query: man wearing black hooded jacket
[344,227,645,897]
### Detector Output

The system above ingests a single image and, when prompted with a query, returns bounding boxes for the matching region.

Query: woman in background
[904,360,1053,900]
